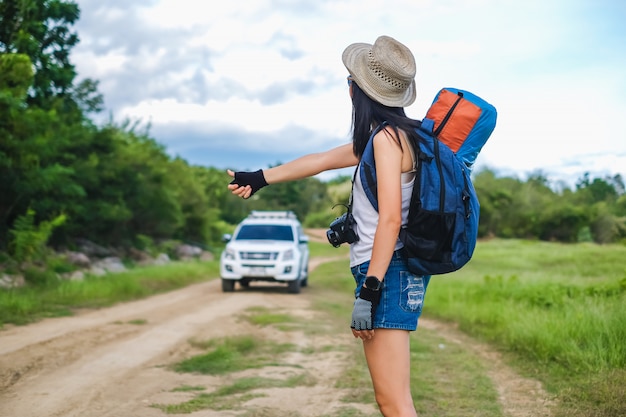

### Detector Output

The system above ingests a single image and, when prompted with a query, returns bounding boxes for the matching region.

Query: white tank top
[349,166,415,268]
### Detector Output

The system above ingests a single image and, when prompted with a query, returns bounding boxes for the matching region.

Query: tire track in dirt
[0,255,554,417]
[0,256,354,417]
[418,319,555,417]
[0,285,268,416]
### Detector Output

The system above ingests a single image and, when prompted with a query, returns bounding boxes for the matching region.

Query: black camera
[326,212,359,247]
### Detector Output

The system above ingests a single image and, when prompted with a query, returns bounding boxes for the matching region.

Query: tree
[473,168,515,237]
[245,177,329,222]
[537,203,588,242]
[0,52,87,246]
[0,53,34,243]
[588,202,624,244]
[576,172,619,204]
[0,0,81,108]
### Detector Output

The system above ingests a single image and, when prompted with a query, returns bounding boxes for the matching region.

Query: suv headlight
[283,249,294,261]
[223,248,236,260]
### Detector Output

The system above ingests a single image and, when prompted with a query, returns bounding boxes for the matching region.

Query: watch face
[365,276,381,290]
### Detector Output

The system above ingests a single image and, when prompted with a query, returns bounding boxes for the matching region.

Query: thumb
[227,169,235,178]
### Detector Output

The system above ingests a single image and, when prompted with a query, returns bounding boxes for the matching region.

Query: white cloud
[72,0,626,184]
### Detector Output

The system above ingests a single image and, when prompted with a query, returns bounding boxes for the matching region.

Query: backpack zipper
[433,92,464,137]
[433,137,445,211]
[461,167,471,218]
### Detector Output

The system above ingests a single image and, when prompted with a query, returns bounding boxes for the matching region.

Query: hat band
[367,50,411,92]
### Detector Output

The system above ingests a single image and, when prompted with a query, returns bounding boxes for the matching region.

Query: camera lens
[326,230,341,247]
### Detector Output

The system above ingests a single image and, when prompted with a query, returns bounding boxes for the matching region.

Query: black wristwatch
[364,276,382,291]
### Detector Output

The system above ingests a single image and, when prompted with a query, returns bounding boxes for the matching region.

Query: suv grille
[239,251,279,260]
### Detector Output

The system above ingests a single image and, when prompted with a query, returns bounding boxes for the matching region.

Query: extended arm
[228,143,358,199]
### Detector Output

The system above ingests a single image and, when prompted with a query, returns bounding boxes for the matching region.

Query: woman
[228,35,430,417]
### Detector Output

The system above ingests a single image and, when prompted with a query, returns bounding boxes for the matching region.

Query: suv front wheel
[287,277,301,294]
[222,278,235,292]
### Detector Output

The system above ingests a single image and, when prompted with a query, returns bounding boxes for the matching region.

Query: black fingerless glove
[351,285,382,331]
[229,169,268,196]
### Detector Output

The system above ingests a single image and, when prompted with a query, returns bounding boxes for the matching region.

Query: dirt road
[0,257,553,417]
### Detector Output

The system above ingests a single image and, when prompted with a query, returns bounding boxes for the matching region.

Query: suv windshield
[235,225,294,241]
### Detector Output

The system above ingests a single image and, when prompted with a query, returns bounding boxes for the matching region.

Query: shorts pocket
[351,262,370,297]
[399,272,426,313]
[351,262,369,281]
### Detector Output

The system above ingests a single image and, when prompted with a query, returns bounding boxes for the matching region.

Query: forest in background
[1,0,625,269]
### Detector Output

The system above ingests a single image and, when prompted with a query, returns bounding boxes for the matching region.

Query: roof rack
[248,210,297,219]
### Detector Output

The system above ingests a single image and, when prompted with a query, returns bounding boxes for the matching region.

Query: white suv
[220,211,310,293]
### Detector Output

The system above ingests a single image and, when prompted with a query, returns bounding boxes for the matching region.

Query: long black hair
[350,82,421,159]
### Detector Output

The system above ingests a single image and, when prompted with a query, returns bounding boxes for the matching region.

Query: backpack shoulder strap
[358,122,389,212]
[420,118,435,134]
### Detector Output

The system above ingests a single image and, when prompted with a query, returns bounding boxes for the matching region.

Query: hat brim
[342,42,416,108]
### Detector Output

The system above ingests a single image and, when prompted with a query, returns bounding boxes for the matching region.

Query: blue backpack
[359,88,497,275]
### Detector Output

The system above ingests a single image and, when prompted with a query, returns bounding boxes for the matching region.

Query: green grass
[162,335,315,414]
[425,238,626,417]
[3,238,624,416]
[308,241,626,416]
[155,384,264,413]
[308,240,350,258]
[114,318,148,325]
[173,335,299,375]
[240,305,336,337]
[410,329,501,416]
[0,260,219,326]
[156,374,317,414]
[242,306,301,329]
[171,385,205,392]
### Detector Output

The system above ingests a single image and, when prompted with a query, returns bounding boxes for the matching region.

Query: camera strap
[347,165,358,215]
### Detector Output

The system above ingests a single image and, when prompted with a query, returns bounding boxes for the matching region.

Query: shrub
[9,209,67,264]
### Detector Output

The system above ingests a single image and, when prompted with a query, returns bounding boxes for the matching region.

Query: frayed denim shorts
[350,250,430,331]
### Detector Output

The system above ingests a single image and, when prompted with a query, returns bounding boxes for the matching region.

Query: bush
[577,226,592,243]
[23,266,58,287]
[303,210,337,228]
[46,255,76,274]
[9,209,66,264]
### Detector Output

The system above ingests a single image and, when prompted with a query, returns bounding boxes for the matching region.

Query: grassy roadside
[425,239,626,417]
[0,238,345,327]
[0,260,219,326]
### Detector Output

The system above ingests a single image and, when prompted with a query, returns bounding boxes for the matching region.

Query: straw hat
[342,35,416,107]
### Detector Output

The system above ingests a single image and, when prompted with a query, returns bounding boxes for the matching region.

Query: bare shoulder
[373,125,403,149]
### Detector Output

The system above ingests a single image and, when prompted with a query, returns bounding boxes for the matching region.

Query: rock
[200,251,214,262]
[137,252,172,267]
[0,273,26,289]
[92,257,127,273]
[64,251,91,268]
[176,244,203,259]
[89,266,107,277]
[128,248,151,262]
[61,271,85,281]
[154,253,170,265]
[74,238,115,258]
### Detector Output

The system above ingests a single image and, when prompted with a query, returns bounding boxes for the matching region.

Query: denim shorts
[350,251,430,331]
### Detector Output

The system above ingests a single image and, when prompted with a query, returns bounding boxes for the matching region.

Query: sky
[70,0,626,188]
